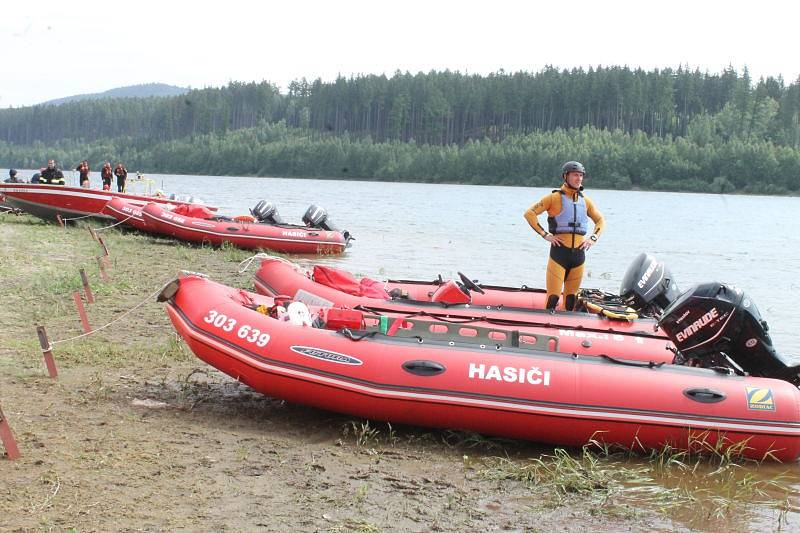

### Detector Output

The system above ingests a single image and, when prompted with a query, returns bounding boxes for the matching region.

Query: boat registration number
[203,309,270,347]
[162,212,186,223]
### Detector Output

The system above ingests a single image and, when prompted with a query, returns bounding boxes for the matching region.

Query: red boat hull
[165,275,800,461]
[0,183,216,223]
[141,202,349,254]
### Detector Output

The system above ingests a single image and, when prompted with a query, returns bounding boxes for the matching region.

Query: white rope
[238,253,310,274]
[238,253,273,274]
[61,213,94,225]
[94,214,135,232]
[47,282,171,349]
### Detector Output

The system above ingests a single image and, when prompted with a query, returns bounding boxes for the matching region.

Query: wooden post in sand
[79,268,94,304]
[97,236,110,259]
[36,325,58,379]
[88,227,98,241]
[0,403,21,460]
[95,234,111,281]
[56,214,64,227]
[96,256,109,281]
[72,292,92,333]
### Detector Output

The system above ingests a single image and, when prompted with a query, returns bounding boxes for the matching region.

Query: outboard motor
[619,253,680,316]
[658,282,800,384]
[302,204,337,231]
[302,204,353,245]
[251,200,283,224]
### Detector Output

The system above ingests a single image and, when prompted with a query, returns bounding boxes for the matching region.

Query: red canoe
[0,183,216,223]
[140,202,351,254]
[253,258,671,341]
[161,273,800,461]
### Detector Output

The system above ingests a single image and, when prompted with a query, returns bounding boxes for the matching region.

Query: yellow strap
[582,300,638,321]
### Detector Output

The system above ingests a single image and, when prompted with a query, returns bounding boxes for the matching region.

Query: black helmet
[561,161,585,177]
[9,168,17,176]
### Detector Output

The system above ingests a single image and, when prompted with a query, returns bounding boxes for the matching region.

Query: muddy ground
[0,213,791,532]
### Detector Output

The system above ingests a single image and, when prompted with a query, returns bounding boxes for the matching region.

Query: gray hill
[42,83,188,105]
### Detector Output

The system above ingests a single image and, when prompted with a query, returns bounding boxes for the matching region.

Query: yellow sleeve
[523,193,555,238]
[585,196,605,239]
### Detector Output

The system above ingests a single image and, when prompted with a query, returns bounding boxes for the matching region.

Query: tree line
[2,121,797,195]
[2,67,799,148]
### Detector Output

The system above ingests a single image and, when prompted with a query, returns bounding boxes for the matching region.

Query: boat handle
[402,360,446,376]
[683,388,726,403]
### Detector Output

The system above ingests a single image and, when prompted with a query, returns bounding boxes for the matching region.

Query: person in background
[523,161,605,311]
[114,162,128,193]
[4,168,24,183]
[101,162,113,190]
[76,160,90,187]
[40,159,66,185]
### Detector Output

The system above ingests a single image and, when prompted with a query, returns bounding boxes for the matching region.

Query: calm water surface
[50,171,800,530]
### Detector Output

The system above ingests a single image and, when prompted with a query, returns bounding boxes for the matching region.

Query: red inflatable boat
[161,273,800,461]
[0,183,216,223]
[102,197,148,231]
[254,258,675,361]
[253,258,672,341]
[140,202,352,254]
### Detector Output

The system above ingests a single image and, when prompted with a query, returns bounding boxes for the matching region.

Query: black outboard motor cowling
[619,253,680,315]
[303,204,337,231]
[658,282,800,384]
[251,200,283,224]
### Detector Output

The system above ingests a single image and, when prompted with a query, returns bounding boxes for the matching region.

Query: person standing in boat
[40,159,66,185]
[75,160,91,188]
[101,162,113,190]
[523,161,605,311]
[114,162,128,193]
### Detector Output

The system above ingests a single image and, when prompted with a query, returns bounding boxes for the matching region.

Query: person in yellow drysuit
[523,161,605,311]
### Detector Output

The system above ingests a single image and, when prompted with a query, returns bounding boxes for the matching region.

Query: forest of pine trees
[1,67,799,194]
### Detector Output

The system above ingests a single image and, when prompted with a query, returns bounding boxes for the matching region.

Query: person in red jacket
[75,160,90,188]
[101,162,113,190]
[113,163,127,192]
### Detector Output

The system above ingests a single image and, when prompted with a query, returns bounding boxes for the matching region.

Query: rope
[46,282,170,350]
[238,253,308,275]
[94,214,135,232]
[61,213,94,225]
[238,253,273,274]
[339,329,379,341]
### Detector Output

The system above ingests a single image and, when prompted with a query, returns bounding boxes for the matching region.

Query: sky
[2,0,799,108]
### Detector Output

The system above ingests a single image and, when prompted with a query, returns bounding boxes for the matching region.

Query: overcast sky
[2,0,798,108]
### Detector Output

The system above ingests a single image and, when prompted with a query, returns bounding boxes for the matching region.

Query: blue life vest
[548,190,588,235]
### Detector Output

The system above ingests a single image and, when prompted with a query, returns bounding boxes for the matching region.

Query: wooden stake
[97,236,110,258]
[36,325,58,379]
[56,214,64,228]
[79,268,94,304]
[72,291,92,333]
[96,256,110,281]
[0,403,21,460]
[88,227,98,241]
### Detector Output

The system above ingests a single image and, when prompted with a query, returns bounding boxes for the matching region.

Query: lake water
[12,169,800,529]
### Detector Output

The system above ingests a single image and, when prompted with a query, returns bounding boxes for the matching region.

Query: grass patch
[477,443,793,525]
[342,420,396,448]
